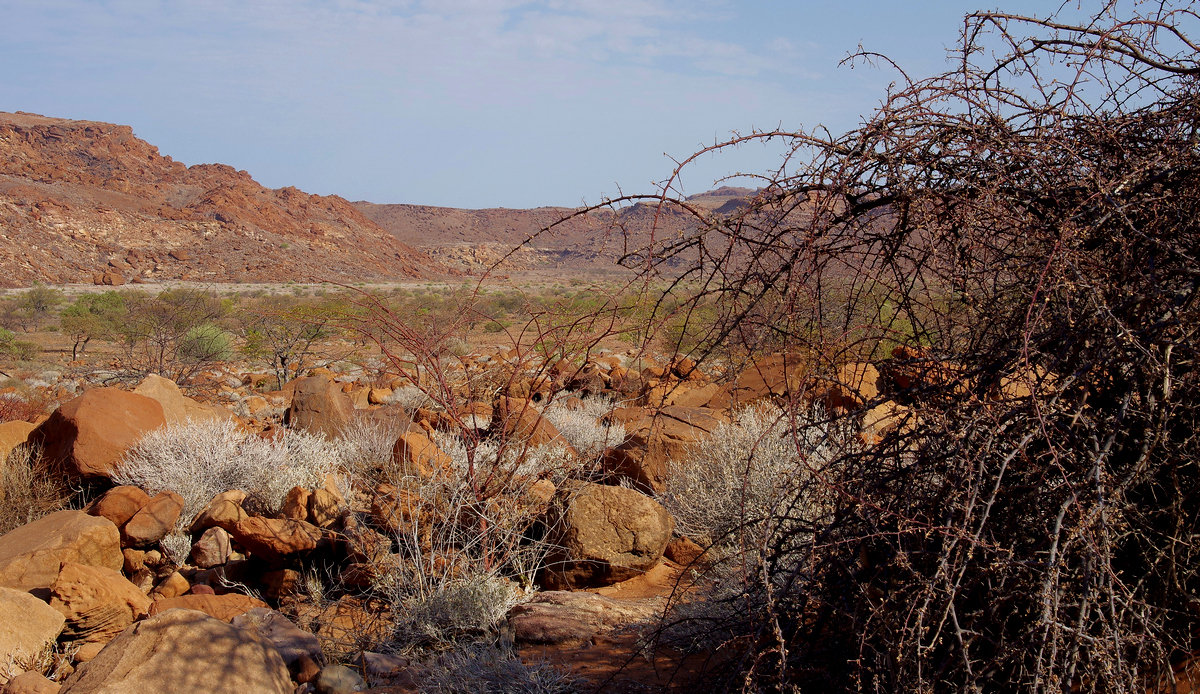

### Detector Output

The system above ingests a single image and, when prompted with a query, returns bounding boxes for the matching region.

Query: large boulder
[0,511,122,593]
[284,375,354,439]
[720,352,812,407]
[491,396,569,447]
[390,430,452,478]
[30,389,165,480]
[603,406,723,493]
[543,482,673,589]
[642,381,726,409]
[86,487,150,530]
[58,609,293,694]
[0,587,65,685]
[189,490,248,533]
[49,563,151,644]
[230,608,323,670]
[507,590,661,647]
[132,374,233,425]
[817,362,881,412]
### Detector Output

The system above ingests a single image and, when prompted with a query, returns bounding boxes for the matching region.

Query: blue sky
[1,1,1052,208]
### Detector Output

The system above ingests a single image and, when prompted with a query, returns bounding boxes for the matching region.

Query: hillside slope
[0,112,439,287]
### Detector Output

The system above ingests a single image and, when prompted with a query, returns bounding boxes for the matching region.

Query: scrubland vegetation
[1,3,1198,693]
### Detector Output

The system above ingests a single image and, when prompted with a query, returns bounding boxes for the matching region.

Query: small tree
[60,291,126,360]
[235,295,342,387]
[13,283,63,332]
[118,288,227,383]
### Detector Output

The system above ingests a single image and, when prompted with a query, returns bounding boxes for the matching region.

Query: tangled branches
[614,3,1200,692]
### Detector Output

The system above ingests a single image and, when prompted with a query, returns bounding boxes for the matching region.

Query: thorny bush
[551,3,1200,692]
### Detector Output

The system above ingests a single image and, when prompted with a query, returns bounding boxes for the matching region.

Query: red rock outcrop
[0,112,442,287]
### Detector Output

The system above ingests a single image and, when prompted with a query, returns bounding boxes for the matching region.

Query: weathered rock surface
[0,587,66,685]
[147,593,268,622]
[230,517,322,562]
[58,609,293,694]
[120,491,183,547]
[507,591,662,646]
[492,396,569,448]
[49,563,151,644]
[0,112,436,288]
[189,526,232,568]
[230,607,323,669]
[0,420,36,466]
[0,511,122,592]
[86,486,150,530]
[1,671,61,693]
[189,490,248,533]
[286,376,354,439]
[604,406,723,493]
[314,664,366,694]
[544,483,673,589]
[307,488,342,527]
[390,430,452,478]
[132,374,232,425]
[30,388,165,480]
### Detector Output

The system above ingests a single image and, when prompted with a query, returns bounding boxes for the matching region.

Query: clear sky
[1,1,1052,209]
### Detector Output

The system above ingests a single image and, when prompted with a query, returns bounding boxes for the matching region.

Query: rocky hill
[0,112,439,287]
[0,111,761,285]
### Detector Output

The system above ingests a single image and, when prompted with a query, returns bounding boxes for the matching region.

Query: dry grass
[0,443,68,536]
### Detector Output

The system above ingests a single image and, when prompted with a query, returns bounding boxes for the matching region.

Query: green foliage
[60,291,127,359]
[8,283,64,332]
[119,288,228,382]
[180,324,233,362]
[0,328,38,361]
[234,294,341,385]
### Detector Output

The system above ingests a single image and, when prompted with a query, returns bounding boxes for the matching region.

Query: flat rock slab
[148,593,269,623]
[508,591,663,647]
[59,609,293,694]
[0,511,121,593]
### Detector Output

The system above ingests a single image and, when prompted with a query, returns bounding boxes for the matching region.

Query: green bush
[180,324,233,362]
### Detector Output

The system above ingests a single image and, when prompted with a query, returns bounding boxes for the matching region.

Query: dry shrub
[0,444,68,535]
[374,432,574,651]
[609,4,1200,691]
[414,643,582,694]
[0,392,47,423]
[659,404,854,550]
[337,415,405,485]
[384,384,434,413]
[114,418,343,524]
[540,395,627,461]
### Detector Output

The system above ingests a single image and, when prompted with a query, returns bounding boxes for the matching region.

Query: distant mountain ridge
[353,186,759,273]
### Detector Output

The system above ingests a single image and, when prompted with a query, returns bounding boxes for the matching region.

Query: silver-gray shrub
[655,404,858,652]
[659,403,854,552]
[540,395,626,460]
[337,416,404,484]
[115,417,343,523]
